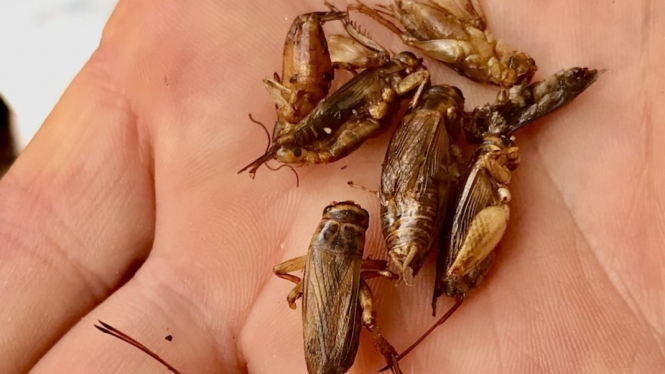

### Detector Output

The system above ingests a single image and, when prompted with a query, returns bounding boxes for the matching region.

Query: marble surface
[0,0,116,147]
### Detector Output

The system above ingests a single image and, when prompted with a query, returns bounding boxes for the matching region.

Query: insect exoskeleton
[379,84,465,279]
[384,67,601,365]
[239,51,430,178]
[273,201,403,374]
[349,0,537,87]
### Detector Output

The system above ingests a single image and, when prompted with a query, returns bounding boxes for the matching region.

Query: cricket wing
[381,110,453,200]
[291,65,395,142]
[444,156,500,267]
[328,34,389,71]
[302,249,362,374]
[427,0,487,29]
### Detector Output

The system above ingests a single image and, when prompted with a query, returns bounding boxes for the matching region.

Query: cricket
[273,201,402,374]
[379,84,465,279]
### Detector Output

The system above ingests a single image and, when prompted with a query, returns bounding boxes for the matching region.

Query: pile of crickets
[97,1,600,373]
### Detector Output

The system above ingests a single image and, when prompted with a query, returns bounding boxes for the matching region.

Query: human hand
[1,0,663,373]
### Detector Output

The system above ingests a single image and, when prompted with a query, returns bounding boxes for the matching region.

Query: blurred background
[0,0,116,148]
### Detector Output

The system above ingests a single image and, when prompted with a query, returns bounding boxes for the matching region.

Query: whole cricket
[273,201,402,374]
[238,16,430,177]
[379,84,465,279]
[382,67,601,366]
[263,7,389,142]
[349,0,537,88]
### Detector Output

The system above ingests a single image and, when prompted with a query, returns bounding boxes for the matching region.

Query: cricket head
[419,85,465,111]
[393,51,424,73]
[504,52,537,88]
[323,200,370,229]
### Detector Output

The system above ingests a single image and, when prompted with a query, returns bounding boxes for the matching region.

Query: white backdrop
[0,0,116,148]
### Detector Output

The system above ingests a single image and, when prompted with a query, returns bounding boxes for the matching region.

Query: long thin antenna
[248,113,271,153]
[95,320,183,374]
[266,163,300,188]
[378,296,465,371]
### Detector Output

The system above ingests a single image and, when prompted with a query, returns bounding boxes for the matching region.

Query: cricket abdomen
[381,187,440,275]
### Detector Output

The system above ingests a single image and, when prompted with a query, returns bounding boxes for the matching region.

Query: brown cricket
[0,94,17,178]
[349,0,537,88]
[264,7,389,142]
[273,201,403,374]
[379,84,465,279]
[381,67,600,366]
[239,41,430,177]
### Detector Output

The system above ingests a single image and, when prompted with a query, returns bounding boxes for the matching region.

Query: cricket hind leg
[361,259,398,281]
[359,280,403,374]
[379,295,465,372]
[347,180,378,195]
[348,1,411,43]
[325,2,389,71]
[263,78,295,123]
[286,117,383,165]
[426,0,487,30]
[273,256,306,309]
[328,34,389,73]
[273,255,306,284]
[325,118,383,160]
[286,281,303,309]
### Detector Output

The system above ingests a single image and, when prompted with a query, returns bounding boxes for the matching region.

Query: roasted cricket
[467,67,604,142]
[350,0,537,88]
[0,94,17,178]
[380,85,465,279]
[239,51,430,176]
[264,9,389,141]
[274,201,402,374]
[383,67,600,364]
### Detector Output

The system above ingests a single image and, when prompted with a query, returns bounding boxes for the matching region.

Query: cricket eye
[292,148,302,157]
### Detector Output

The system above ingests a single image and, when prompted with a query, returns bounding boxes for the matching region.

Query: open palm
[1,0,663,373]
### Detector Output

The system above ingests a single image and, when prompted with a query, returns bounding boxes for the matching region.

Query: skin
[0,0,663,373]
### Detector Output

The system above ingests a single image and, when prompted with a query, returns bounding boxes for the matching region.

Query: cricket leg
[263,78,294,116]
[361,259,398,280]
[286,281,303,310]
[406,39,472,65]
[298,118,383,164]
[328,34,389,72]
[348,1,411,44]
[347,180,378,195]
[380,295,465,371]
[359,280,403,374]
[395,69,430,108]
[426,0,487,30]
[361,259,389,270]
[273,255,306,284]
[273,256,306,309]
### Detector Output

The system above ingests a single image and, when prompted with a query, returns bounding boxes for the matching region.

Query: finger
[0,28,156,374]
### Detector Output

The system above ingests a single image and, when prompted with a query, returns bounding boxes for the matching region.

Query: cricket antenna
[378,296,465,372]
[95,320,183,374]
[266,163,300,188]
[246,114,300,187]
[248,113,272,153]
